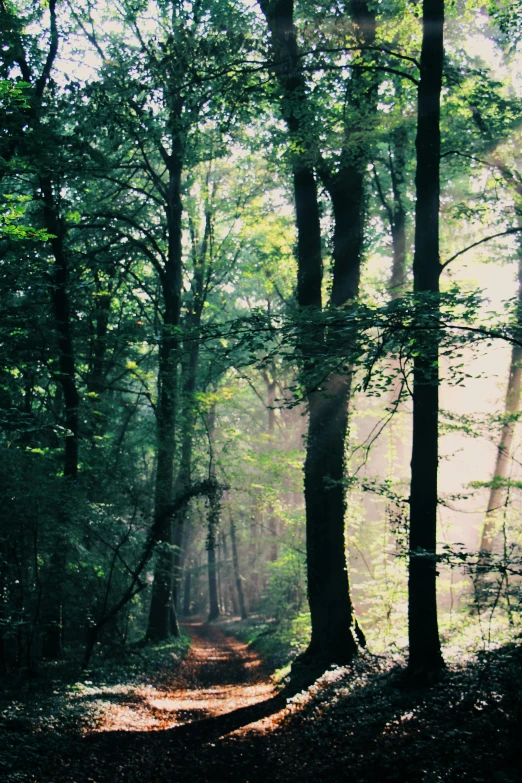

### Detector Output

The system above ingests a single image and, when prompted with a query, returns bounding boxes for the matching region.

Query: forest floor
[2,621,522,782]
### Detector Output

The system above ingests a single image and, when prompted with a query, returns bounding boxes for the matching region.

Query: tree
[260,0,381,669]
[407,0,445,680]
[68,0,256,641]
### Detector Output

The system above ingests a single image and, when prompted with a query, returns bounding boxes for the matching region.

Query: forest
[1,0,522,780]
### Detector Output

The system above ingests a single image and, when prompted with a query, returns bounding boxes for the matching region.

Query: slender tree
[407,0,445,680]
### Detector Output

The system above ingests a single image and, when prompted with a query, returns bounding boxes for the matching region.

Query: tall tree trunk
[207,506,220,622]
[171,348,198,607]
[220,531,233,614]
[42,178,79,481]
[171,319,202,605]
[146,325,179,640]
[224,531,240,618]
[86,269,113,399]
[171,205,209,607]
[304,374,357,662]
[230,515,248,620]
[303,161,372,665]
[247,510,261,608]
[146,158,183,642]
[262,368,280,562]
[40,176,79,660]
[480,253,522,552]
[373,115,409,299]
[260,0,377,669]
[407,0,445,680]
[206,405,220,622]
[85,269,114,498]
[372,113,411,474]
[388,108,409,299]
[182,563,192,617]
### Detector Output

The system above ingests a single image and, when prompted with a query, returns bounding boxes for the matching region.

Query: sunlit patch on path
[91,621,277,734]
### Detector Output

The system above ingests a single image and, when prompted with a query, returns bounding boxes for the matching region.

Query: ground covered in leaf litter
[2,622,522,783]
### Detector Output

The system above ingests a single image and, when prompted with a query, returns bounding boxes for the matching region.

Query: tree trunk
[40,176,80,660]
[182,564,192,617]
[230,515,248,620]
[260,0,377,669]
[407,0,445,681]
[146,158,183,642]
[206,406,221,622]
[171,325,202,605]
[302,165,370,665]
[373,116,409,299]
[146,329,179,640]
[171,205,209,608]
[263,368,280,562]
[222,531,238,615]
[372,113,410,470]
[42,177,79,481]
[480,254,522,552]
[304,374,358,663]
[390,201,407,298]
[388,102,409,299]
[207,518,220,622]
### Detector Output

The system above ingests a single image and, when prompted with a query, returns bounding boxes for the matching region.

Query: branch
[91,211,167,268]
[371,162,394,228]
[35,0,59,100]
[440,228,522,273]
[440,150,493,167]
[158,478,229,529]
[235,370,267,407]
[82,478,228,668]
[74,222,166,281]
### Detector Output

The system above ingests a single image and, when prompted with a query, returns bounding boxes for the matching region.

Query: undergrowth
[262,640,522,782]
[218,612,310,680]
[0,633,190,782]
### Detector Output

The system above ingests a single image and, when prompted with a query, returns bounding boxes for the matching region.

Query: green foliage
[223,613,310,672]
[263,549,307,623]
[0,195,55,240]
[488,0,522,49]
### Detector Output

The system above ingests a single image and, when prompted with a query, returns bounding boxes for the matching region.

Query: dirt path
[17,628,522,782]
[95,621,277,733]
[41,622,290,782]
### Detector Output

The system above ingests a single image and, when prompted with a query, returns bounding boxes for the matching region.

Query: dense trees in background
[1,0,522,678]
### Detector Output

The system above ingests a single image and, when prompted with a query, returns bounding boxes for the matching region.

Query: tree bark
[146,157,183,642]
[207,504,220,622]
[480,253,522,552]
[170,207,208,608]
[260,0,377,669]
[303,162,370,664]
[42,177,79,482]
[40,176,80,660]
[373,112,409,299]
[182,563,192,617]
[407,0,445,680]
[206,405,220,622]
[230,515,248,620]
[262,367,280,561]
[388,102,409,299]
[171,344,199,607]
